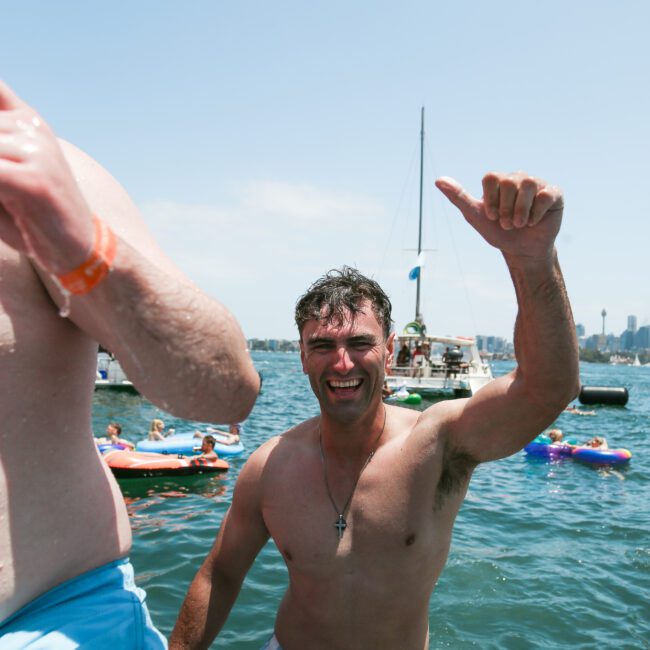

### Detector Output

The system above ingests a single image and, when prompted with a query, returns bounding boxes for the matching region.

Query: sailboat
[384,108,493,397]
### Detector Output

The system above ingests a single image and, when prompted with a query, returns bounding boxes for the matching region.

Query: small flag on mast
[408,252,425,281]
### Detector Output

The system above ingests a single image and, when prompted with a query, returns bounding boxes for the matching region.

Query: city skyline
[578,311,649,337]
[250,308,650,355]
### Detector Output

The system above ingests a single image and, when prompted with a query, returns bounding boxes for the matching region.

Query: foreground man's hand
[0,80,94,275]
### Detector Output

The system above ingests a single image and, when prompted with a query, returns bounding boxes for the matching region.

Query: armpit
[434,446,477,510]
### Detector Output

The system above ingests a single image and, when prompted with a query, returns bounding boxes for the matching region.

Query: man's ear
[385,332,396,371]
[300,341,307,374]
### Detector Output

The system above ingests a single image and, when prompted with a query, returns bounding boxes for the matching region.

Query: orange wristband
[57,215,117,295]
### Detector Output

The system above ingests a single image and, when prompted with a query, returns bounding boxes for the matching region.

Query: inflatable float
[571,447,632,466]
[98,442,130,453]
[523,440,574,459]
[524,436,632,466]
[388,388,423,405]
[103,449,229,478]
[398,392,422,405]
[136,431,245,457]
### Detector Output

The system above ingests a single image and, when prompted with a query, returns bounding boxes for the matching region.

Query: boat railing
[390,361,470,378]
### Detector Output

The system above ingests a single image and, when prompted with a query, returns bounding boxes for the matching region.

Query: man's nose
[332,346,354,374]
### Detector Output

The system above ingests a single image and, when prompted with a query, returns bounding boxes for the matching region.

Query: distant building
[620,328,635,351]
[627,315,638,332]
[606,334,620,352]
[585,333,619,352]
[247,338,300,352]
[635,326,650,350]
[575,323,586,337]
[476,335,507,354]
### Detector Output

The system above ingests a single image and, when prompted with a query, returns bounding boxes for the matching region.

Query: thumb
[0,80,25,111]
[435,176,480,216]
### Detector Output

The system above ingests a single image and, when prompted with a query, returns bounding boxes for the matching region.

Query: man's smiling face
[300,300,394,422]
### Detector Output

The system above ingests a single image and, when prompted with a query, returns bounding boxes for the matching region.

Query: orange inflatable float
[103,449,229,478]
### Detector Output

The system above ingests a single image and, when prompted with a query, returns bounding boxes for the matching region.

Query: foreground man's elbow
[227,365,260,421]
[545,374,580,415]
[563,356,581,404]
[150,362,259,424]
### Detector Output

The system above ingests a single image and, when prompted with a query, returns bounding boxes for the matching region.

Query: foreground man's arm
[170,446,271,649]
[433,172,579,461]
[0,81,259,421]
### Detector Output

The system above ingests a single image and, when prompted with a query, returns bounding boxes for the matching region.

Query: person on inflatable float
[195,435,219,462]
[548,429,570,446]
[581,436,608,450]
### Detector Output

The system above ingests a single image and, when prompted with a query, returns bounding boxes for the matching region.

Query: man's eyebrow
[305,336,334,346]
[305,334,378,346]
[347,334,378,343]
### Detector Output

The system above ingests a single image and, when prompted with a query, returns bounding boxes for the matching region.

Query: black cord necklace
[318,407,387,539]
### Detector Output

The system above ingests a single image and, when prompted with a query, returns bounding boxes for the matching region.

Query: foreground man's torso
[0,245,131,621]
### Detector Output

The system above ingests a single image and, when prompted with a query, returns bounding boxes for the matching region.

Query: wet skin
[170,170,579,650]
[299,302,394,427]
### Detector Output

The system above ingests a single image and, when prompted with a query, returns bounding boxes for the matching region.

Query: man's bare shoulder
[406,398,465,444]
[241,417,318,470]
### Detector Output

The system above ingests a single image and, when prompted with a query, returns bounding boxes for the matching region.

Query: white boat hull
[96,352,137,392]
[386,370,493,396]
[386,334,493,397]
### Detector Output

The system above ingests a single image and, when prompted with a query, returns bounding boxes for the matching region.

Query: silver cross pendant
[334,514,347,539]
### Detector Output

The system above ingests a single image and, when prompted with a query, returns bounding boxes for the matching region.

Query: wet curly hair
[295,266,393,338]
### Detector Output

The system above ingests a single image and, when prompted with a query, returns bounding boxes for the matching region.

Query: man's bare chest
[261,453,459,579]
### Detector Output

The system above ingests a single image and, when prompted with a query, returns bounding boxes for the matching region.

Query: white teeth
[330,379,361,388]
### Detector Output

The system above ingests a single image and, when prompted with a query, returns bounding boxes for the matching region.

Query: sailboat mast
[415,106,424,321]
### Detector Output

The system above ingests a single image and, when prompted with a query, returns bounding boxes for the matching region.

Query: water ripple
[92,355,650,646]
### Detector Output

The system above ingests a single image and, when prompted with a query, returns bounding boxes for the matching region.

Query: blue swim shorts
[0,557,167,649]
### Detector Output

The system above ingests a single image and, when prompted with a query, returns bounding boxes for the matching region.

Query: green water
[93,355,650,649]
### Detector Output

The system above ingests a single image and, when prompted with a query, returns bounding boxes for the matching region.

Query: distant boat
[384,108,493,398]
[633,354,641,367]
[96,351,137,392]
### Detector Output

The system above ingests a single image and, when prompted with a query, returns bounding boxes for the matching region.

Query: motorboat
[386,332,493,397]
[95,351,137,392]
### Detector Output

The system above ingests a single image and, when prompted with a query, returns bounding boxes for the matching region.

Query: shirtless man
[96,422,136,450]
[170,172,579,649]
[0,81,259,646]
[194,423,241,446]
[195,435,219,462]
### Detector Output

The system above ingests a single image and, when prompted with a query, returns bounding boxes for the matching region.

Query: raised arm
[169,448,271,649]
[0,81,259,422]
[431,172,579,462]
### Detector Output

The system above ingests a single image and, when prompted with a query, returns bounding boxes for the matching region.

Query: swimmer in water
[565,405,596,416]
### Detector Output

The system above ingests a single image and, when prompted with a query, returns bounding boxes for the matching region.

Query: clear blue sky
[3,1,648,340]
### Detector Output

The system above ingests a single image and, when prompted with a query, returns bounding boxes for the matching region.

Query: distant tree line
[579,349,649,364]
[579,349,610,363]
